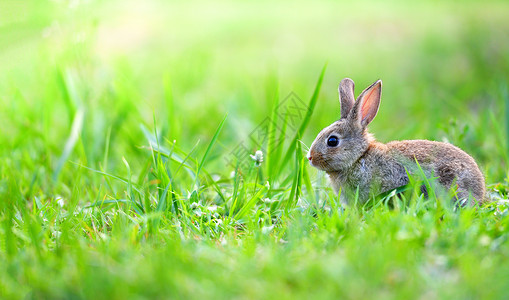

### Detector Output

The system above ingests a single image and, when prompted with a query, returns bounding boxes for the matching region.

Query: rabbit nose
[307,150,315,161]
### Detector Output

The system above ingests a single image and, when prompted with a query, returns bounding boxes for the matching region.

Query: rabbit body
[327,139,485,205]
[308,78,485,205]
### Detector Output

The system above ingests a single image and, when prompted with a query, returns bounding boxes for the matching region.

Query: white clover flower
[207,205,218,212]
[261,225,275,235]
[262,198,276,204]
[56,196,65,208]
[250,150,264,167]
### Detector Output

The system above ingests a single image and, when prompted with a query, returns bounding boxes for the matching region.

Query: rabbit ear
[350,79,382,127]
[338,78,355,119]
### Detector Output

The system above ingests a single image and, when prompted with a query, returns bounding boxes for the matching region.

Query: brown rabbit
[307,78,486,206]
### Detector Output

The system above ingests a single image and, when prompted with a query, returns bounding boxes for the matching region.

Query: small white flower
[261,225,275,234]
[56,197,65,208]
[479,235,491,246]
[250,150,264,167]
[262,198,276,204]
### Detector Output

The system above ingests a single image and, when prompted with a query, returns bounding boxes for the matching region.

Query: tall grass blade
[502,83,509,161]
[56,68,79,124]
[280,63,326,171]
[196,114,227,184]
[267,84,280,182]
[287,140,302,211]
[234,185,267,220]
[53,106,85,181]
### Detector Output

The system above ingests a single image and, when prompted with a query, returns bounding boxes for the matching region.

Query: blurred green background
[1,1,509,298]
[2,0,508,184]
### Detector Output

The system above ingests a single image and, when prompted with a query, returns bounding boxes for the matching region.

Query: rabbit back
[386,140,486,204]
[330,139,485,205]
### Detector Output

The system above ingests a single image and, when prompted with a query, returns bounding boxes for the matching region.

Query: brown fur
[308,78,486,205]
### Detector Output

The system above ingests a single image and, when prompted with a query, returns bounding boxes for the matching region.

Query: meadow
[1,0,509,298]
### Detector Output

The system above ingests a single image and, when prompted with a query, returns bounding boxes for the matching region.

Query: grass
[1,0,509,299]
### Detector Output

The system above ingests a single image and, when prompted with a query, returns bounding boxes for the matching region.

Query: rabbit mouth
[309,156,336,172]
[307,149,341,172]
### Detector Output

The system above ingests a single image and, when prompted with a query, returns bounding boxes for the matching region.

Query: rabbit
[307,78,486,206]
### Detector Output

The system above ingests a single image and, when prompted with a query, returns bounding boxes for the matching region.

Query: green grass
[1,0,509,299]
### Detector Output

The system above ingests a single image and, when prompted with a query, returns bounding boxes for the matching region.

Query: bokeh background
[2,1,509,298]
[1,0,509,192]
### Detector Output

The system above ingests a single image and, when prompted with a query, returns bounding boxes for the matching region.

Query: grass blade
[53,106,85,181]
[267,83,280,182]
[279,63,326,172]
[196,114,227,185]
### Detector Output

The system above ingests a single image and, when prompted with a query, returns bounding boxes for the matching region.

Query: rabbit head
[307,78,382,172]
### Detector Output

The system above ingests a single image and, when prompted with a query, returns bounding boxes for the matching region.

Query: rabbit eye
[327,136,339,147]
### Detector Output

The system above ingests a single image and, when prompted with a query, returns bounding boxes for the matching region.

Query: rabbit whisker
[298,140,310,152]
